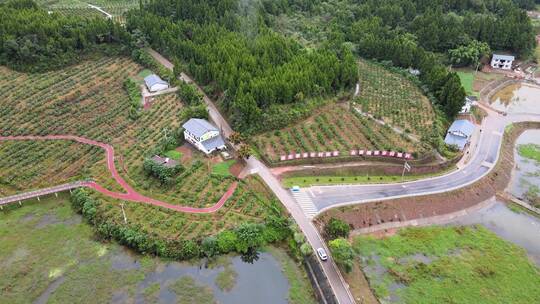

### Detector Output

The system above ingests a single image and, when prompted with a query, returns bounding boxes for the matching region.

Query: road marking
[492,130,503,136]
[481,161,494,168]
[291,190,318,218]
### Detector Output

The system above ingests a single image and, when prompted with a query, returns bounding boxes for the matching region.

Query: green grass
[457,71,475,96]
[0,194,150,303]
[212,160,236,176]
[282,167,455,188]
[215,266,238,291]
[353,226,540,304]
[164,150,183,160]
[518,143,540,163]
[168,276,216,304]
[138,69,153,78]
[266,247,317,304]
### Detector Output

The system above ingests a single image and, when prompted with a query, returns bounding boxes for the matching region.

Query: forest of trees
[261,0,537,118]
[0,0,129,71]
[126,0,358,133]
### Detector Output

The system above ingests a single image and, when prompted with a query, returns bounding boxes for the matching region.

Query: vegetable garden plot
[356,60,436,139]
[254,105,424,162]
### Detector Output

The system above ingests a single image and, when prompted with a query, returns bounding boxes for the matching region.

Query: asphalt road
[145,49,356,304]
[301,111,540,215]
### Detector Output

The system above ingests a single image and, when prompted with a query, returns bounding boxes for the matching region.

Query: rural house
[490,54,515,70]
[444,119,475,150]
[144,74,169,92]
[182,118,226,155]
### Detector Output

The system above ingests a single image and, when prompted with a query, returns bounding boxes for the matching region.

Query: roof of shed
[448,119,475,137]
[144,74,168,87]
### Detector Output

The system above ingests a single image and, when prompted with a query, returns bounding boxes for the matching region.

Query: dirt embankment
[314,122,540,233]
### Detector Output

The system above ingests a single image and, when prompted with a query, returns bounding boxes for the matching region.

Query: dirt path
[0,135,237,213]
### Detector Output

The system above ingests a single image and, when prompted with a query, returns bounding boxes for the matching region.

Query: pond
[490,82,540,114]
[110,249,291,304]
[509,129,540,203]
[0,196,315,304]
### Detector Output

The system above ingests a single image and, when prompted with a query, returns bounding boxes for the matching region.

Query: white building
[490,54,515,70]
[459,96,477,114]
[182,118,226,155]
[144,74,169,92]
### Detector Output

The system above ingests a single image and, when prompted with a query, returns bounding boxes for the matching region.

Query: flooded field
[0,195,315,304]
[510,129,540,205]
[490,82,540,114]
[449,201,540,265]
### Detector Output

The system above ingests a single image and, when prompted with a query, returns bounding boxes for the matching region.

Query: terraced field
[0,54,281,238]
[34,0,137,23]
[254,61,434,163]
[254,104,424,163]
[356,60,436,138]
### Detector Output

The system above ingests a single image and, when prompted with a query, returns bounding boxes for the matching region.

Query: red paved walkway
[0,135,237,213]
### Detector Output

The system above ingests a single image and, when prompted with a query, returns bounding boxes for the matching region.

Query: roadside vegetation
[518,143,540,163]
[352,226,540,303]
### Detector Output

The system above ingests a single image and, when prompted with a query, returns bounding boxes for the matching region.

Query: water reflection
[490,83,540,114]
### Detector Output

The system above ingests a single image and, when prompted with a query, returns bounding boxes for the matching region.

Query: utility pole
[120,203,128,224]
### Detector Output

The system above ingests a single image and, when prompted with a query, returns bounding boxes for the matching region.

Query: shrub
[325,218,350,239]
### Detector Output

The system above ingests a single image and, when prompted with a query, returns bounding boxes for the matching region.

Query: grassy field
[0,195,313,303]
[457,71,475,96]
[518,143,540,163]
[353,226,540,303]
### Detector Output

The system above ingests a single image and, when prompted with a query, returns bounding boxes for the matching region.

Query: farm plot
[0,55,241,211]
[356,60,436,139]
[34,0,138,22]
[253,104,423,163]
[95,176,282,240]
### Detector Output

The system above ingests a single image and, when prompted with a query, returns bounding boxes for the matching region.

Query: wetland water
[509,129,540,203]
[490,82,540,114]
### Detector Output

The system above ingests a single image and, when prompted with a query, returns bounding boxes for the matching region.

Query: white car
[317,248,328,261]
[291,185,300,192]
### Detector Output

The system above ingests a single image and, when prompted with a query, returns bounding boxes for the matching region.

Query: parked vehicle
[317,248,328,261]
[291,185,300,192]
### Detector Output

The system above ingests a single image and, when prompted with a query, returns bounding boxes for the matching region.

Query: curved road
[297,110,540,215]
[0,135,238,213]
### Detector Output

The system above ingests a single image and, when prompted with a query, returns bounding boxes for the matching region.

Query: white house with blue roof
[444,119,475,151]
[182,118,226,155]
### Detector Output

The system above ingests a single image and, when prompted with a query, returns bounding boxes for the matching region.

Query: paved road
[146,49,356,303]
[297,110,540,216]
[247,158,354,303]
[0,135,238,213]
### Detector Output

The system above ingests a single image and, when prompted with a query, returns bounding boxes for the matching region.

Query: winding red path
[0,135,237,213]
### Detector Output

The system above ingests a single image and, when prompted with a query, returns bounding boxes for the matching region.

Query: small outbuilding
[444,119,475,150]
[150,155,179,168]
[490,54,515,70]
[144,74,169,92]
[183,118,226,155]
[460,96,477,114]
